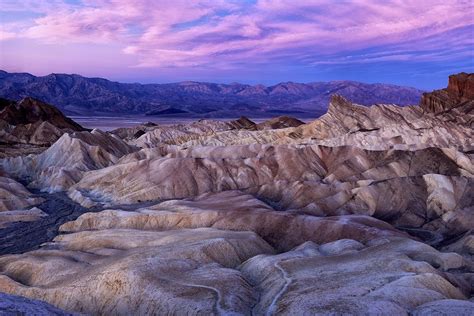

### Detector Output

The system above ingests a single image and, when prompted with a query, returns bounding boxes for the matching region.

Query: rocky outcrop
[0,97,84,130]
[420,72,474,114]
[131,119,252,147]
[0,97,86,157]
[225,116,304,131]
[227,116,257,130]
[448,72,474,100]
[0,175,48,228]
[164,94,472,150]
[294,94,474,150]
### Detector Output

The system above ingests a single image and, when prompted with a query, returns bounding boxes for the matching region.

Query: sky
[0,0,473,90]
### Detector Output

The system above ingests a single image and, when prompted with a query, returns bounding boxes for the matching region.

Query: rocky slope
[0,97,86,157]
[0,70,423,116]
[0,97,83,130]
[0,72,472,315]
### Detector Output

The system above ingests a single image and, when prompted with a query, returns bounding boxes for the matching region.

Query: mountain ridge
[0,70,423,117]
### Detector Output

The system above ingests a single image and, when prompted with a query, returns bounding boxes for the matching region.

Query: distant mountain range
[0,70,423,117]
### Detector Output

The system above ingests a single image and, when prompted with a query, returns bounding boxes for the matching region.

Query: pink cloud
[0,30,16,41]
[1,0,473,69]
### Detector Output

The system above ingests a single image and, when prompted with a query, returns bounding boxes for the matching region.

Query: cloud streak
[0,0,473,88]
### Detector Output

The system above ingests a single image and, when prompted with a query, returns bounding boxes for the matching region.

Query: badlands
[0,73,473,315]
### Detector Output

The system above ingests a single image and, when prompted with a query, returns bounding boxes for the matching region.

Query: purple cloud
[0,0,473,88]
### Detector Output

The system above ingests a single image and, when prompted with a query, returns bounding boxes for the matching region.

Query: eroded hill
[0,73,472,315]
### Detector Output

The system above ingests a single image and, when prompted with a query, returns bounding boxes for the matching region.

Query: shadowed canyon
[0,73,473,315]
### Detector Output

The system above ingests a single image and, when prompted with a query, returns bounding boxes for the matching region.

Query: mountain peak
[327,94,353,113]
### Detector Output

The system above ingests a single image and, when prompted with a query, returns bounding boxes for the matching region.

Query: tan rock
[0,129,136,192]
[0,228,273,315]
[0,207,47,228]
[0,176,43,211]
[60,191,405,251]
[240,237,471,315]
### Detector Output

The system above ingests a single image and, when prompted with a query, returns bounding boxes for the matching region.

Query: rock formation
[0,207,48,229]
[420,72,474,114]
[110,121,158,141]
[0,97,86,157]
[1,129,136,192]
[66,144,473,244]
[0,176,43,212]
[0,73,473,315]
[255,115,304,130]
[0,171,46,228]
[0,97,83,130]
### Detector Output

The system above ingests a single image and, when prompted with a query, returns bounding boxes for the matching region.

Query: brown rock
[448,72,474,100]
[0,97,84,131]
[420,72,474,114]
[256,116,304,130]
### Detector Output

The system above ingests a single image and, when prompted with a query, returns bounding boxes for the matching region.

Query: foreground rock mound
[0,228,272,315]
[0,192,472,315]
[241,238,473,315]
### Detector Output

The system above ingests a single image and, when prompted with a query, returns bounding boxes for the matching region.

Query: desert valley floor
[0,73,473,315]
